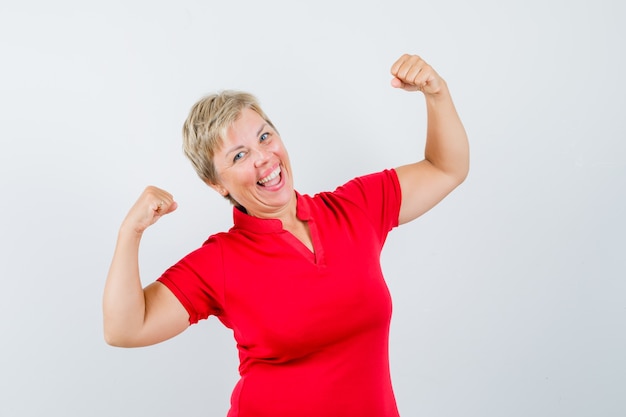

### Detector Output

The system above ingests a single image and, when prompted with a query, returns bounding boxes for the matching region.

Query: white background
[1,1,624,416]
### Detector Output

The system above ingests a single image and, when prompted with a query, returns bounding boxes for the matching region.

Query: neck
[245,192,299,225]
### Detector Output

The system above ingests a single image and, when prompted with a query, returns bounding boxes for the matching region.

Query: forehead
[222,108,266,143]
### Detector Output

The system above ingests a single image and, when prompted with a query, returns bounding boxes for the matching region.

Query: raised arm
[390,54,470,225]
[103,186,189,347]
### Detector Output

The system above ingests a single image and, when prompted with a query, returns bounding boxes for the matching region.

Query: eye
[260,132,270,142]
[233,151,245,162]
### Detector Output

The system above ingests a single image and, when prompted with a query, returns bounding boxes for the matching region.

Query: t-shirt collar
[231,191,311,233]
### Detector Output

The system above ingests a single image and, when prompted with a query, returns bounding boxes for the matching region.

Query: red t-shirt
[158,169,402,417]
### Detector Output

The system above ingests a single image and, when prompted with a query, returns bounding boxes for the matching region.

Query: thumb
[390,77,405,89]
[165,201,178,214]
[390,77,422,92]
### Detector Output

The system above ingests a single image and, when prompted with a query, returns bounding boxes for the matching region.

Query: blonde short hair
[182,90,276,204]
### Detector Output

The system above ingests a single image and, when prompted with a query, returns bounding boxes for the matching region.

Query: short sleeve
[331,169,402,242]
[157,236,226,325]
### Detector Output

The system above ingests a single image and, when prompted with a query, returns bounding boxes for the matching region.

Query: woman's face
[210,107,295,219]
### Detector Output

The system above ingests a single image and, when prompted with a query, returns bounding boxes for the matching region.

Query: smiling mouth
[257,166,281,186]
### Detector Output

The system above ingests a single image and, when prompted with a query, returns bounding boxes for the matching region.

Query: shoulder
[318,169,400,205]
[306,169,401,226]
[338,169,398,193]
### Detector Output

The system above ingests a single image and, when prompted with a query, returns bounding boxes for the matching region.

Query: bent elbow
[103,324,137,348]
[452,156,470,186]
[457,164,470,185]
[104,330,126,348]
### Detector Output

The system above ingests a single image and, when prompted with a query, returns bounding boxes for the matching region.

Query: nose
[253,147,271,167]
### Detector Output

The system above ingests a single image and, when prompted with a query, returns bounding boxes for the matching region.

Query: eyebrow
[256,123,267,137]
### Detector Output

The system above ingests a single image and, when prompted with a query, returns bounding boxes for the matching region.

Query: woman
[103,54,469,417]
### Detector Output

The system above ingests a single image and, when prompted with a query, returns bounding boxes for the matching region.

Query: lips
[257,166,282,187]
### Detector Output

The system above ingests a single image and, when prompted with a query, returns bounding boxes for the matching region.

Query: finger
[391,54,422,79]
[390,76,422,92]
[154,200,165,212]
[144,186,172,209]
[402,60,426,85]
[152,200,166,214]
[390,53,411,77]
[391,61,431,93]
[152,197,177,215]
[393,58,442,94]
[392,58,414,81]
[416,68,440,93]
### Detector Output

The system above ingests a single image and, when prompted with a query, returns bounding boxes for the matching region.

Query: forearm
[423,82,470,183]
[102,228,147,346]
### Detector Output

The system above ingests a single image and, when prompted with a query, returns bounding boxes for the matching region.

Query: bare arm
[103,186,189,347]
[390,54,470,225]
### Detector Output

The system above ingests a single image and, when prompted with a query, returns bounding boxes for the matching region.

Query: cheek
[271,142,288,159]
[222,167,258,191]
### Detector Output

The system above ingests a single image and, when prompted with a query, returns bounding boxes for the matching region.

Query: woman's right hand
[121,186,178,235]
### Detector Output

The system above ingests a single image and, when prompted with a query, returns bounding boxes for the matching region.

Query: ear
[208,181,229,197]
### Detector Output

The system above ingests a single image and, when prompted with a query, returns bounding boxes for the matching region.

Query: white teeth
[258,167,281,185]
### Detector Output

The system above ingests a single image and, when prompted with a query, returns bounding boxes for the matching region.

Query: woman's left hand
[390,54,445,95]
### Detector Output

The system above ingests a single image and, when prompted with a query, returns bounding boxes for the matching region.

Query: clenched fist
[121,186,178,235]
[390,54,445,95]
